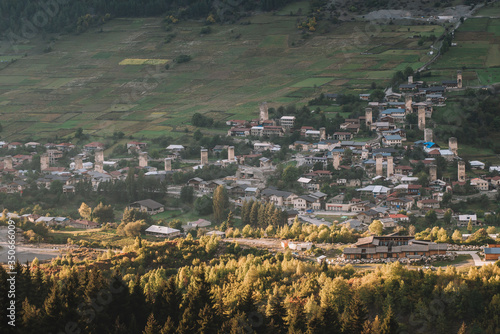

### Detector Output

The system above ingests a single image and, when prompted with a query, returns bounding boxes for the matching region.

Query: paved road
[0,227,61,264]
[455,251,494,266]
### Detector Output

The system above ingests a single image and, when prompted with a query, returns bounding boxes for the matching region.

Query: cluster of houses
[5,212,100,229]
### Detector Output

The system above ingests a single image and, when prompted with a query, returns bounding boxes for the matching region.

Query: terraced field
[0,14,437,141]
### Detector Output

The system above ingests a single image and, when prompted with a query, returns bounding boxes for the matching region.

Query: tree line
[0,0,295,36]
[2,237,499,334]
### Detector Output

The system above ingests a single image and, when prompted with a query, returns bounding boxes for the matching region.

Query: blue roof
[381,108,405,115]
[484,248,500,254]
[384,135,402,140]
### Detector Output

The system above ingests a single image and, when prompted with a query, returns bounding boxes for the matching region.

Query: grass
[432,254,474,267]
[0,16,435,141]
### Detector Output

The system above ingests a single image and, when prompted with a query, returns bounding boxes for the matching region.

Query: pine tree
[267,294,287,334]
[197,304,218,334]
[143,313,161,334]
[161,316,176,334]
[257,204,267,228]
[341,295,367,334]
[320,304,341,334]
[227,210,234,228]
[112,316,129,334]
[287,300,306,333]
[250,201,259,226]
[457,322,467,334]
[43,284,63,332]
[380,305,399,334]
[213,185,229,223]
[239,287,256,315]
[21,298,44,334]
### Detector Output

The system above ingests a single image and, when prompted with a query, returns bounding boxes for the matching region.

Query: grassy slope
[0,15,435,142]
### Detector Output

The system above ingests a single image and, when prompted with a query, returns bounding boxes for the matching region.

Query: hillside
[0,7,440,142]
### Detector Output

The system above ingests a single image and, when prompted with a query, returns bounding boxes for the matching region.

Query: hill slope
[0,12,437,141]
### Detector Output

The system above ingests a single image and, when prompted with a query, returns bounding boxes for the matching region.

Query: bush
[175,55,192,63]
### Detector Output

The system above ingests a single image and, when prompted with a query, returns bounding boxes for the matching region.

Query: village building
[145,225,181,238]
[128,199,165,215]
[343,235,447,260]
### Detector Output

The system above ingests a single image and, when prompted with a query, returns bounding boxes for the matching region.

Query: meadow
[428,16,500,85]
[0,15,440,141]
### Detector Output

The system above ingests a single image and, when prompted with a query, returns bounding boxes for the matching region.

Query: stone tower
[458,160,466,182]
[405,95,413,113]
[424,128,433,143]
[164,158,172,172]
[259,102,269,123]
[228,146,235,161]
[4,156,13,170]
[41,154,49,171]
[449,137,458,155]
[408,76,413,84]
[365,108,372,127]
[201,148,208,165]
[95,162,104,173]
[387,155,394,178]
[429,164,437,182]
[139,152,148,168]
[94,149,104,172]
[457,70,462,89]
[74,156,83,170]
[376,154,383,176]
[319,127,326,141]
[332,152,340,170]
[95,149,104,164]
[418,106,426,130]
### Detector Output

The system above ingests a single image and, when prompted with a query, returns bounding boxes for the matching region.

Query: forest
[1,237,499,334]
[0,0,295,36]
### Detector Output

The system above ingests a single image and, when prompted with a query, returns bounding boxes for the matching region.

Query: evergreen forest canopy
[0,0,294,36]
[1,238,499,334]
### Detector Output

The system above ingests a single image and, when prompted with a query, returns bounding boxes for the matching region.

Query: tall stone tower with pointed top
[457,70,462,89]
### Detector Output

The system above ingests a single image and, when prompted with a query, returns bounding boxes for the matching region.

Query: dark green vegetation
[0,0,293,35]
[2,239,500,334]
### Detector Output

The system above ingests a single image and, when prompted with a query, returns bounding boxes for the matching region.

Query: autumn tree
[78,202,92,220]
[369,220,383,236]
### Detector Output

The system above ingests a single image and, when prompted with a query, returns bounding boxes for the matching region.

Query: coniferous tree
[43,284,63,332]
[161,316,176,334]
[267,294,287,334]
[213,185,229,223]
[21,298,44,334]
[197,304,219,334]
[112,316,129,334]
[287,300,307,333]
[341,295,367,334]
[143,313,161,334]
[380,305,399,334]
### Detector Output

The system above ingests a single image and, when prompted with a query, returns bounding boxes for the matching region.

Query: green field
[430,17,500,83]
[0,16,436,141]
